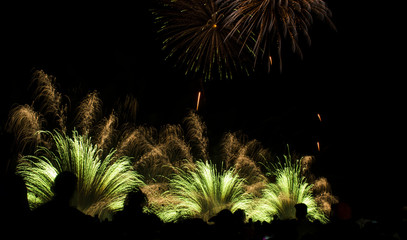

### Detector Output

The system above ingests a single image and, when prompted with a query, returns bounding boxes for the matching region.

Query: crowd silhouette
[1,171,406,240]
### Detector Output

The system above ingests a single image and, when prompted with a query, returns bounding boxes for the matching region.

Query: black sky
[1,1,406,217]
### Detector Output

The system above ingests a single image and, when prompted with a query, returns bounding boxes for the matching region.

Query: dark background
[1,1,405,218]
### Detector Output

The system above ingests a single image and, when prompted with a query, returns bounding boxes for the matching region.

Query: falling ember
[317,141,320,151]
[269,56,273,66]
[196,91,201,111]
[212,24,217,28]
[317,113,322,122]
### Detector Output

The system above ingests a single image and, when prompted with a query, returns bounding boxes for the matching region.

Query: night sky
[1,1,405,218]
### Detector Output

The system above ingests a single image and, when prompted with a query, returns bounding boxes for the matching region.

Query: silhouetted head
[124,188,147,211]
[295,203,308,220]
[233,209,246,223]
[208,209,234,225]
[52,171,77,202]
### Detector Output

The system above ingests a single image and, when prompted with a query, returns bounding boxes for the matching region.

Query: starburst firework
[223,0,334,70]
[154,0,254,81]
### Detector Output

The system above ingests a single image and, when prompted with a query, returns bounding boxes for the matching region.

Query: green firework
[153,160,253,222]
[252,155,329,223]
[16,130,144,220]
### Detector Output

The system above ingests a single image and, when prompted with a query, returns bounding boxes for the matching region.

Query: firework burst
[223,0,334,70]
[31,70,67,131]
[252,154,336,223]
[154,0,254,81]
[221,132,269,196]
[74,91,102,136]
[6,105,44,154]
[16,130,143,220]
[7,70,131,158]
[7,70,337,223]
[154,160,253,222]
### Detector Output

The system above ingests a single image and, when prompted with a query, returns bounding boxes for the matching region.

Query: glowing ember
[196,91,201,111]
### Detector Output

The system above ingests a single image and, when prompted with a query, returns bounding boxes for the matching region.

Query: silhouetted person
[295,203,308,221]
[209,209,242,240]
[31,171,96,238]
[112,188,161,239]
[294,203,319,240]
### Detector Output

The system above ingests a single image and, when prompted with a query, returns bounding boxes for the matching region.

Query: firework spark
[253,155,330,223]
[6,105,43,154]
[252,154,336,223]
[31,70,67,131]
[154,160,252,222]
[223,0,334,70]
[7,70,337,223]
[196,91,201,111]
[317,113,322,122]
[16,130,143,220]
[7,70,119,159]
[183,111,209,160]
[221,132,269,196]
[95,111,118,155]
[154,0,254,81]
[74,91,102,135]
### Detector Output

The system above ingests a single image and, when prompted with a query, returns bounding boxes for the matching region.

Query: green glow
[152,160,253,222]
[17,130,144,220]
[252,155,329,223]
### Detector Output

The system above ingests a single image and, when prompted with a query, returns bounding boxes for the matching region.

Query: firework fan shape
[153,160,253,222]
[222,0,334,70]
[16,130,143,220]
[251,154,336,223]
[8,70,337,223]
[154,0,254,81]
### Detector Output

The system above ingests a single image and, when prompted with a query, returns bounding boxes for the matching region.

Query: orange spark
[317,113,322,122]
[213,24,217,28]
[317,141,320,151]
[196,91,201,111]
[269,56,273,65]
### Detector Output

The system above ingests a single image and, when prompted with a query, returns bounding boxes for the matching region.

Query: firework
[196,91,201,111]
[115,123,195,190]
[7,70,120,159]
[317,113,322,122]
[74,91,102,135]
[6,105,43,154]
[94,111,118,155]
[31,70,67,131]
[221,132,269,196]
[16,130,143,220]
[223,0,334,70]
[7,70,337,223]
[6,70,68,154]
[153,160,253,222]
[183,110,209,160]
[154,0,254,81]
[253,154,333,223]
